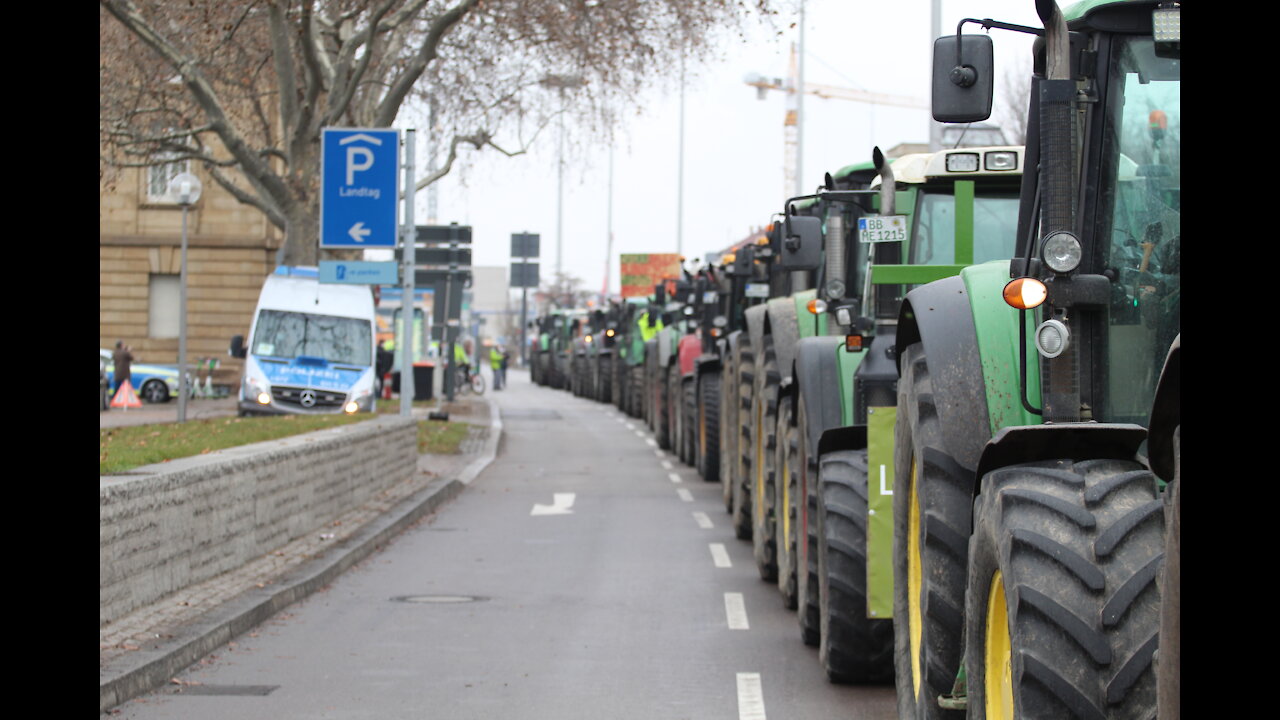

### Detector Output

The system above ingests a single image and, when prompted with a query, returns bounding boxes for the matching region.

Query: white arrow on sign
[348,221,372,243]
[531,493,576,516]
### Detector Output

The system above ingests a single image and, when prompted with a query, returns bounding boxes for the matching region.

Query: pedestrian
[490,344,505,390]
[501,347,511,387]
[111,340,135,394]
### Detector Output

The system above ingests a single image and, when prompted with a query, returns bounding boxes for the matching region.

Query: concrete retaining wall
[100,416,418,627]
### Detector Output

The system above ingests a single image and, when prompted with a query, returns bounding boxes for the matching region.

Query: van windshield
[252,310,372,366]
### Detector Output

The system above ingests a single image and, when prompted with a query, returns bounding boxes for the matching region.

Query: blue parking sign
[321,128,400,248]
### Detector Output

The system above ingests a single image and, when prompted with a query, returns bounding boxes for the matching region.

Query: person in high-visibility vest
[490,345,505,390]
[638,311,663,343]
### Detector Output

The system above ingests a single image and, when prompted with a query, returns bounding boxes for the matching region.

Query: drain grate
[166,684,279,696]
[500,409,562,420]
[391,594,488,604]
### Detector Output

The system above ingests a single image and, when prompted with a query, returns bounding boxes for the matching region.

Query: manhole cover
[391,594,488,604]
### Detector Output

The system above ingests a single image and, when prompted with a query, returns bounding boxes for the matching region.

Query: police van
[229,266,377,416]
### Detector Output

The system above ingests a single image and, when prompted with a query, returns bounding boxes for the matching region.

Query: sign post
[511,232,540,366]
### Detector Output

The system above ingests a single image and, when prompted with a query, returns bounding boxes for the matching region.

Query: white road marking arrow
[531,493,576,516]
[348,221,372,243]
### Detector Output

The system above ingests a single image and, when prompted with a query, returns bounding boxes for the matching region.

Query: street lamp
[167,171,202,423]
[539,74,586,279]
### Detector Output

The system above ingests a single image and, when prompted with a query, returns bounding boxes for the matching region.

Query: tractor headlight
[712,315,728,328]
[984,151,1018,171]
[1153,4,1180,42]
[946,152,979,172]
[1041,231,1082,274]
[834,306,853,326]
[824,278,846,300]
[1035,319,1070,359]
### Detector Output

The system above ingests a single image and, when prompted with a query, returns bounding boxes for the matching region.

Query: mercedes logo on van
[299,389,318,408]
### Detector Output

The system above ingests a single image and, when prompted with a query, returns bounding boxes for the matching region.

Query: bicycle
[454,365,485,396]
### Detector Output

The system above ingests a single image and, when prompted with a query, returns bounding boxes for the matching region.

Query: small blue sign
[319,261,399,285]
[321,128,400,248]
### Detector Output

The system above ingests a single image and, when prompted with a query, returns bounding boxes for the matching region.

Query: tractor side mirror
[780,215,823,271]
[931,33,994,123]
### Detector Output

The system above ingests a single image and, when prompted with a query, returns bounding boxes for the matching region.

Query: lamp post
[167,171,202,423]
[539,74,586,279]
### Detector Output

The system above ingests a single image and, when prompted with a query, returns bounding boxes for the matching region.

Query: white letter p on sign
[346,147,374,185]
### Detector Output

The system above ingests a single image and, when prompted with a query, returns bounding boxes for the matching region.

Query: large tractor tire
[655,365,672,450]
[1157,428,1180,720]
[697,371,721,482]
[628,365,645,419]
[613,356,626,411]
[681,376,697,467]
[775,394,799,609]
[721,348,741,513]
[893,343,971,720]
[750,341,780,583]
[731,343,755,538]
[816,449,894,683]
[667,364,682,456]
[794,392,821,646]
[964,458,1164,720]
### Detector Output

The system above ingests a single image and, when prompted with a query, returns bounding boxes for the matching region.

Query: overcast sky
[377,0,1042,299]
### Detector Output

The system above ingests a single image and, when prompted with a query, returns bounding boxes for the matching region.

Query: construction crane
[745,43,929,201]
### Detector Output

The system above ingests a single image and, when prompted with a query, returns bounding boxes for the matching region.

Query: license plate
[858,215,907,243]
[744,283,770,298]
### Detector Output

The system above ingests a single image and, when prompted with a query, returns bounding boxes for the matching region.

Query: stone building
[100,161,282,394]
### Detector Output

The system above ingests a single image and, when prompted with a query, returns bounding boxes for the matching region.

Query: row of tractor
[532,2,1178,717]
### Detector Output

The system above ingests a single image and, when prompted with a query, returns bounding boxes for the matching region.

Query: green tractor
[754,144,1026,685]
[610,295,659,418]
[886,1,1179,717]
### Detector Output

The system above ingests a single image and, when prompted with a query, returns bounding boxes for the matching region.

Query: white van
[229,266,377,416]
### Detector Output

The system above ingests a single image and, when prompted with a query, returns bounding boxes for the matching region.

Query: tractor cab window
[910,188,1021,267]
[1099,36,1180,425]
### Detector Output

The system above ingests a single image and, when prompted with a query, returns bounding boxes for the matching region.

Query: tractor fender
[1146,334,1180,483]
[765,297,801,386]
[696,353,721,376]
[656,330,674,368]
[794,336,847,461]
[677,334,701,378]
[745,304,768,360]
[895,275,992,474]
[974,423,1148,481]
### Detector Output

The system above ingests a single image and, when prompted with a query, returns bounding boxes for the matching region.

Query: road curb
[99,397,501,714]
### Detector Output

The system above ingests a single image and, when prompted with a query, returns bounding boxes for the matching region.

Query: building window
[147,156,190,203]
[149,274,180,338]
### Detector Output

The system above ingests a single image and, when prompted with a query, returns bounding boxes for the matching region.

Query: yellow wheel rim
[908,458,923,699]
[985,570,1015,720]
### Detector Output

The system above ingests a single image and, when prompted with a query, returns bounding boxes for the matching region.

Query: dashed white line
[624,422,635,430]
[710,543,732,567]
[668,472,683,484]
[693,511,713,529]
[736,672,766,720]
[661,460,673,470]
[724,592,749,630]
[677,488,694,502]
[646,438,658,447]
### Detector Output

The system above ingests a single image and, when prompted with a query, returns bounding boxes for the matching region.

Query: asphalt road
[105,369,897,719]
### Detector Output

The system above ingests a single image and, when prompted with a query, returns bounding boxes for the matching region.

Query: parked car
[100,348,188,404]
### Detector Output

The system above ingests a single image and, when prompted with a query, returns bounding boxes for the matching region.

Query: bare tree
[536,270,593,311]
[995,59,1033,145]
[101,0,779,266]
